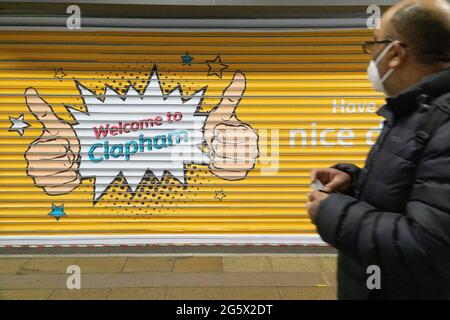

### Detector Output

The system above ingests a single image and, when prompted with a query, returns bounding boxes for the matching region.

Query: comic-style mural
[24,67,258,201]
[0,30,384,237]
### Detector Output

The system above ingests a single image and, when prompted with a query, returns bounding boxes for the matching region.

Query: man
[308,0,450,299]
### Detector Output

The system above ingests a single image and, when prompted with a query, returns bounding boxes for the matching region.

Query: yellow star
[199,141,209,154]
[214,189,226,201]
[206,55,229,79]
[53,68,67,81]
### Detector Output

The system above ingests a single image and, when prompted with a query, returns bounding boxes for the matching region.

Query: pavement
[0,255,337,300]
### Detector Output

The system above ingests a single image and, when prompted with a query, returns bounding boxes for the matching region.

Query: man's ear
[388,42,406,68]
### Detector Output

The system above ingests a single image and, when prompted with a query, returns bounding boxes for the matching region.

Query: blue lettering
[88,143,104,162]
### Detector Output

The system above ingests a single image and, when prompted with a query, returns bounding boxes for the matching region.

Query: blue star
[48,204,66,221]
[181,52,193,65]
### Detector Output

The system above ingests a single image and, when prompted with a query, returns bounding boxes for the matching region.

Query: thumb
[324,178,343,193]
[211,71,246,121]
[25,88,66,130]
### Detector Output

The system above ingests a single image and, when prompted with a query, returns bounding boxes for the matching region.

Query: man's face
[372,30,387,61]
[369,8,401,96]
[371,10,394,62]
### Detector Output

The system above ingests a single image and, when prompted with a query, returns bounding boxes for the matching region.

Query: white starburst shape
[9,114,30,136]
[69,68,210,200]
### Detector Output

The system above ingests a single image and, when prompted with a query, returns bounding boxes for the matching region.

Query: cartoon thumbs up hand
[204,71,259,180]
[24,88,81,195]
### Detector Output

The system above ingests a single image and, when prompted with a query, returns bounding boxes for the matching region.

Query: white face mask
[367,41,396,95]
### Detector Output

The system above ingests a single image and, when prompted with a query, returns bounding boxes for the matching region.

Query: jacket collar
[376,67,450,125]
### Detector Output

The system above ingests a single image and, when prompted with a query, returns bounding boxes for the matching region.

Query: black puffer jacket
[315,67,450,300]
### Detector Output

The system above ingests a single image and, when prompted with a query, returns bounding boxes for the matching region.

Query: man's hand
[307,190,329,222]
[203,71,259,180]
[24,88,81,195]
[310,168,352,193]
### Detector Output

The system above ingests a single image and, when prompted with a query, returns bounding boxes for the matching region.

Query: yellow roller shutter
[0,29,385,243]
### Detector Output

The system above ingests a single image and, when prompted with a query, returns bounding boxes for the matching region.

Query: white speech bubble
[69,68,210,200]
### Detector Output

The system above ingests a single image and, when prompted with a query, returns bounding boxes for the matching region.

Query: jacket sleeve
[314,122,450,292]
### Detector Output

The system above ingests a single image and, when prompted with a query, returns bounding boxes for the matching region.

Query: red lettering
[93,115,167,139]
[140,119,150,129]
[173,112,183,121]
[131,121,139,131]
[154,116,162,126]
[93,124,109,139]
[110,126,119,136]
